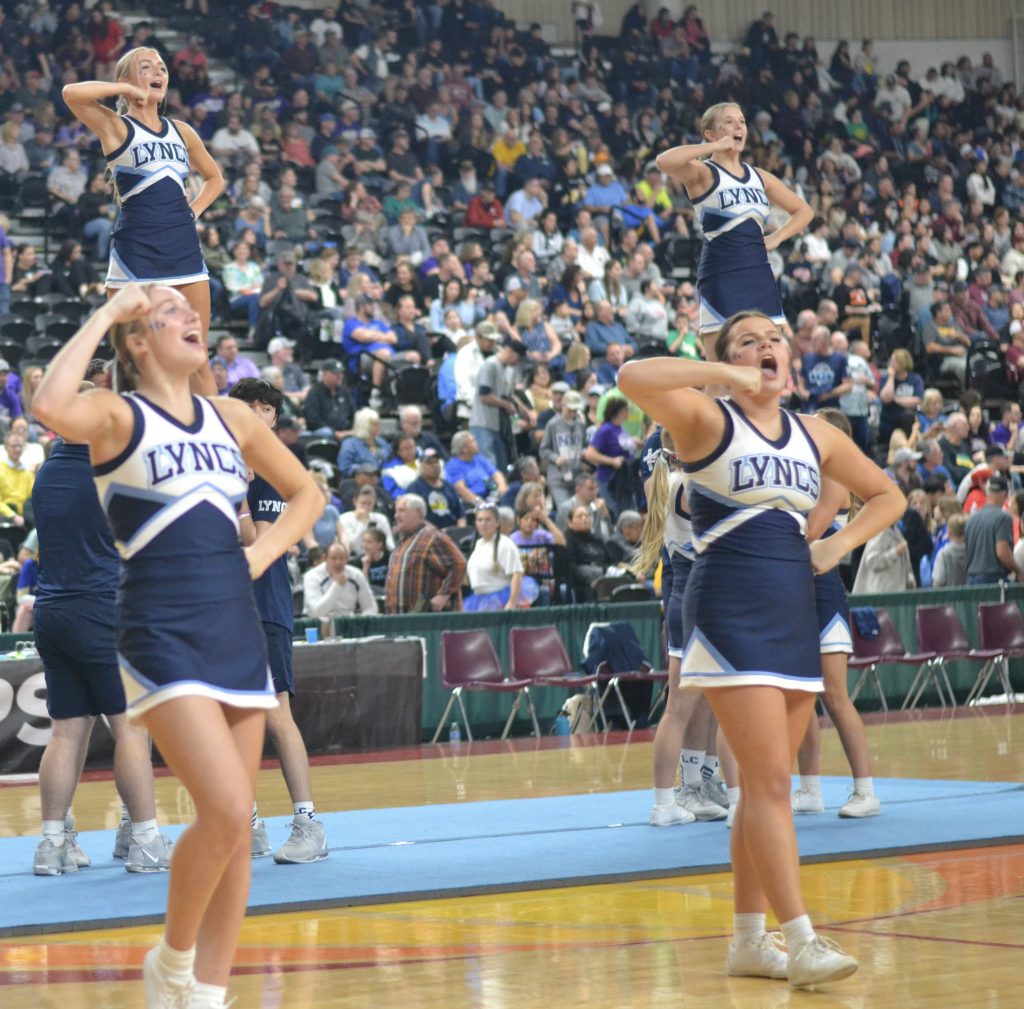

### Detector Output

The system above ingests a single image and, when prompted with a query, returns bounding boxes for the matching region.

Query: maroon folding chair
[848,607,935,712]
[914,605,990,709]
[968,602,1024,705]
[431,629,540,743]
[508,625,607,732]
[594,659,667,732]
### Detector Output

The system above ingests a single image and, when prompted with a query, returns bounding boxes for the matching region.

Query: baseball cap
[0,359,9,372]
[421,448,441,460]
[321,359,345,374]
[985,443,1008,458]
[319,112,336,122]
[503,338,528,358]
[359,127,376,139]
[987,474,1009,492]
[596,164,613,176]
[277,249,297,264]
[589,384,607,397]
[356,293,377,308]
[355,461,380,474]
[267,337,296,355]
[563,390,584,411]
[551,380,570,394]
[504,276,524,292]
[276,416,300,430]
[893,447,922,464]
[476,321,499,340]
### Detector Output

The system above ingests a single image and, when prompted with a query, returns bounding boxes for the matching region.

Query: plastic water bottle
[554,713,571,736]
[449,722,462,743]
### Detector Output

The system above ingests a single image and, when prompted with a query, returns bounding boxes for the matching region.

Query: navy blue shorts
[666,553,693,657]
[35,599,126,719]
[263,622,294,695]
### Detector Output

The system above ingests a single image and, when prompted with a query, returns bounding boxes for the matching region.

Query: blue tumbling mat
[0,776,1020,936]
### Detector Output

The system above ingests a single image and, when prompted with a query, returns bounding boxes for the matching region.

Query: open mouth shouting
[759,353,779,380]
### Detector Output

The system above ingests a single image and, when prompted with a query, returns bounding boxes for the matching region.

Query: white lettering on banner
[17,674,51,746]
[0,677,11,722]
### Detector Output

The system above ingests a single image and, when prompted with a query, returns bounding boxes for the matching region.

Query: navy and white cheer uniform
[664,470,696,659]
[105,116,207,287]
[33,440,123,719]
[690,161,784,333]
[815,508,853,655]
[93,393,275,717]
[679,398,823,691]
[249,474,296,695]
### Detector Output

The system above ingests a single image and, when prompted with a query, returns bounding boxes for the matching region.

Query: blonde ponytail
[632,452,671,577]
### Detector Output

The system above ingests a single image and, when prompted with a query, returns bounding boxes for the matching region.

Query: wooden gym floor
[0,706,1021,1008]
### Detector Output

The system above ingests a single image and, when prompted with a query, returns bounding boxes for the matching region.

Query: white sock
[653,787,675,806]
[799,775,822,792]
[781,914,815,953]
[251,802,259,828]
[701,756,719,782]
[191,980,229,1008]
[131,819,158,843]
[42,820,65,843]
[156,936,195,986]
[680,749,704,787]
[293,801,315,820]
[64,808,74,831]
[727,786,741,807]
[853,777,874,795]
[121,803,130,821]
[733,912,767,943]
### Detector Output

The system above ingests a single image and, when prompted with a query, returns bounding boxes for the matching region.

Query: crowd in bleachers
[1,1,1024,612]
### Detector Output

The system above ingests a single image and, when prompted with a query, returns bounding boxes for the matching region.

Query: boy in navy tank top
[230,379,328,864]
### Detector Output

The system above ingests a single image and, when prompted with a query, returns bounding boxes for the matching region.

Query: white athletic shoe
[113,819,132,859]
[63,830,91,868]
[251,819,271,858]
[726,797,738,829]
[726,931,788,979]
[32,837,78,876]
[676,782,728,821]
[838,791,881,818]
[791,785,825,814]
[707,779,730,808]
[126,833,173,873]
[142,946,194,1009]
[649,801,696,826]
[788,935,859,988]
[273,817,328,864]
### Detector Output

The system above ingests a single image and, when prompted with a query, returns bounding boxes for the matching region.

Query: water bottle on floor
[449,722,462,743]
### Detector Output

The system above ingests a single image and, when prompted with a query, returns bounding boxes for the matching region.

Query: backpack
[581,621,651,676]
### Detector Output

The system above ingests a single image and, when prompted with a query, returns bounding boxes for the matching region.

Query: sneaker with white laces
[64,829,91,868]
[126,833,173,873]
[676,782,728,821]
[649,801,696,826]
[113,820,132,859]
[788,935,859,988]
[273,817,328,864]
[33,837,79,876]
[143,946,194,1009]
[251,820,271,858]
[791,785,825,814]
[838,791,881,818]
[726,931,789,979]
[707,779,730,808]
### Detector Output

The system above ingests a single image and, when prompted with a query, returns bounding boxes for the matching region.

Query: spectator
[469,338,528,472]
[922,301,970,384]
[407,449,463,529]
[625,278,671,349]
[878,349,924,448]
[257,248,319,357]
[338,484,394,559]
[608,509,644,566]
[564,503,617,600]
[539,390,587,507]
[385,493,466,613]
[950,280,999,342]
[445,429,508,507]
[555,472,613,540]
[387,207,431,265]
[932,512,967,587]
[801,325,850,411]
[341,294,398,404]
[989,401,1021,454]
[583,163,627,242]
[463,504,526,611]
[585,299,638,357]
[210,111,260,170]
[302,542,378,618]
[338,408,390,477]
[222,240,264,333]
[964,475,1023,584]
[583,395,636,516]
[836,336,874,451]
[266,337,309,407]
[505,176,547,231]
[47,144,87,235]
[11,243,51,299]
[466,179,506,229]
[360,526,391,593]
[595,342,626,388]
[214,335,260,388]
[938,411,974,485]
[918,439,954,493]
[852,519,915,593]
[398,404,447,458]
[304,360,354,441]
[454,320,498,422]
[381,434,420,498]
[0,431,33,526]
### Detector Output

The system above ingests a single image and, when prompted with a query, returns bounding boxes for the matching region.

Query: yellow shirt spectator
[0,435,34,522]
[491,133,526,172]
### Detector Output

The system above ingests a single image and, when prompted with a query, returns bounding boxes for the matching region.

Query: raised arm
[655,137,732,193]
[61,80,143,151]
[616,356,760,462]
[31,287,148,452]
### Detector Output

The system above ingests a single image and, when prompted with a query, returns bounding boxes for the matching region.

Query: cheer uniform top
[815,508,853,655]
[105,116,208,287]
[93,393,275,717]
[690,161,784,333]
[679,398,823,691]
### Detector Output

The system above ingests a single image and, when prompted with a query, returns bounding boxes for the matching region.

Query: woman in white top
[463,504,525,611]
[338,485,394,558]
